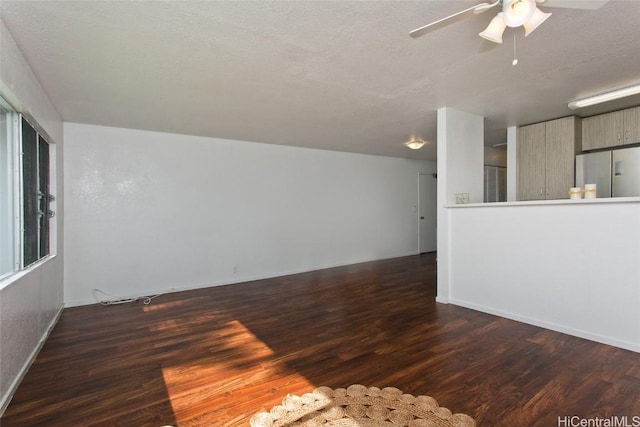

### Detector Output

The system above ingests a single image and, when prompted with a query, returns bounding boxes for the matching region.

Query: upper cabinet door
[582,110,623,150]
[517,122,546,201]
[545,117,577,200]
[623,106,640,145]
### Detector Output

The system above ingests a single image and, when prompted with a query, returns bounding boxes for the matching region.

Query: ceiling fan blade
[410,2,494,39]
[536,0,609,10]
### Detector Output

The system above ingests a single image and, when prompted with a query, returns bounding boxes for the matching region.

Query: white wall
[0,19,64,413]
[436,108,484,302]
[437,108,484,205]
[506,126,517,201]
[64,123,436,306]
[447,200,640,352]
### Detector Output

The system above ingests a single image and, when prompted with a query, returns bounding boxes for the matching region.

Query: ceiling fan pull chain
[512,33,518,66]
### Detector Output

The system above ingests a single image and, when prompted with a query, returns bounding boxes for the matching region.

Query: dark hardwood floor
[3,253,639,426]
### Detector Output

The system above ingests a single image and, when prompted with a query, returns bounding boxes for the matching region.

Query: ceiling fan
[410,0,609,43]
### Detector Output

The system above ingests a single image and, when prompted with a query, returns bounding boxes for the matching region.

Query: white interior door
[419,173,437,253]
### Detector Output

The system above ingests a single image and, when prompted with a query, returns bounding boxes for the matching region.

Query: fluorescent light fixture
[404,138,426,150]
[568,84,640,109]
[523,8,551,36]
[479,12,506,43]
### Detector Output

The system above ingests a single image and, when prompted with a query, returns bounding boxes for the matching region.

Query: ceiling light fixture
[404,137,426,150]
[568,83,640,109]
[523,7,552,36]
[479,0,551,44]
[479,13,506,43]
[503,0,536,27]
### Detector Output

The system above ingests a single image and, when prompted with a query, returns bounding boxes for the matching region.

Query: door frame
[418,172,437,254]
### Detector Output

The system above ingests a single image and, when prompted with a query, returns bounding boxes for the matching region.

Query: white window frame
[14,109,22,272]
[0,96,54,283]
[0,97,20,280]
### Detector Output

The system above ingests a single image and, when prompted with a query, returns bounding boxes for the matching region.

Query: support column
[436,108,484,302]
[507,125,518,201]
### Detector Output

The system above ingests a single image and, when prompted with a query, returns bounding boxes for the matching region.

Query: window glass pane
[22,118,39,267]
[0,103,15,276]
[38,135,50,257]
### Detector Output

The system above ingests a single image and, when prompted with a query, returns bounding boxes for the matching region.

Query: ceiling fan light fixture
[503,0,536,27]
[523,8,552,36]
[404,138,426,150]
[479,12,506,43]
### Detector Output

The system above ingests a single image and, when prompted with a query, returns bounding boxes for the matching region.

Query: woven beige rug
[250,385,476,427]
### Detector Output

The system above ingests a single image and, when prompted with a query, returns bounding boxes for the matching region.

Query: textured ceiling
[1,0,639,161]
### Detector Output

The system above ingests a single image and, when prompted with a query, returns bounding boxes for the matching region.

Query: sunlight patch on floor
[141,298,190,312]
[159,319,314,425]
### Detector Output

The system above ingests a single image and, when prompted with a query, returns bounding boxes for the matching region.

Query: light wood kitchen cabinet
[582,110,622,150]
[624,106,640,145]
[517,122,545,200]
[517,116,581,200]
[582,106,640,150]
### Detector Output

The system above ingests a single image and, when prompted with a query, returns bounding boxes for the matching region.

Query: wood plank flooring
[2,253,639,426]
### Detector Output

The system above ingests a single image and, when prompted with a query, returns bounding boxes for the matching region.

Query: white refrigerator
[576,146,640,197]
[613,146,640,197]
[576,151,611,198]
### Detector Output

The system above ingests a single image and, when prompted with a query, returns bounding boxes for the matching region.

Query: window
[22,117,51,266]
[0,99,17,277]
[0,97,53,279]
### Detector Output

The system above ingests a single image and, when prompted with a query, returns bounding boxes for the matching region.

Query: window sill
[0,254,57,292]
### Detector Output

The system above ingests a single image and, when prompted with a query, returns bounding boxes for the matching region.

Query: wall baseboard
[449,298,640,353]
[64,252,420,308]
[0,305,64,416]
